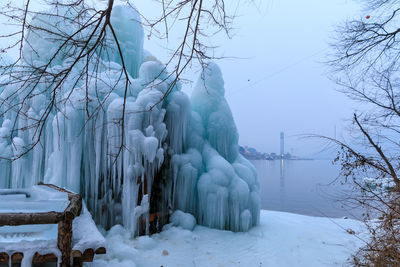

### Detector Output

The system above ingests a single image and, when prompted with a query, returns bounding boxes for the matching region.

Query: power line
[228,47,329,96]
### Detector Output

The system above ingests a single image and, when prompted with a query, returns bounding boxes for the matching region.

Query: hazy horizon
[135,0,361,157]
[0,0,362,157]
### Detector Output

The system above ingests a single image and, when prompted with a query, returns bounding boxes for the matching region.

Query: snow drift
[0,4,260,235]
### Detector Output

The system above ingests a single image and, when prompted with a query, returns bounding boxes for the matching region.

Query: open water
[252,159,364,219]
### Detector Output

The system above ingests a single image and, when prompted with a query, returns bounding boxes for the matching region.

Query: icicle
[0,3,260,238]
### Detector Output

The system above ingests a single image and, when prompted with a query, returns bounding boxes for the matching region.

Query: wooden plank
[0,252,24,263]
[38,182,82,220]
[0,248,105,264]
[0,252,9,263]
[0,252,56,263]
[0,183,82,226]
[80,249,94,262]
[0,211,64,226]
[0,184,102,266]
[11,252,23,263]
[58,218,72,267]
[65,194,82,220]
[38,182,76,200]
[73,257,83,267]
[95,247,106,254]
[71,250,82,258]
[33,252,58,263]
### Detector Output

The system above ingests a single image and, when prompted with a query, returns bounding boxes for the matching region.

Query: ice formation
[0,4,260,235]
[167,210,197,231]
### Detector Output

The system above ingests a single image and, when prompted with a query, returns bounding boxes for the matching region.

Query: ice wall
[0,4,260,235]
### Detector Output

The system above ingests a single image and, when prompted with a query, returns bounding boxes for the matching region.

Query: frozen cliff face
[0,4,260,235]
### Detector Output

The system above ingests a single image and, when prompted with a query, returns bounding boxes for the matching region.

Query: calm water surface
[252,159,363,219]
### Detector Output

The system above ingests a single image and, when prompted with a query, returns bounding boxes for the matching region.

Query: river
[252,159,363,219]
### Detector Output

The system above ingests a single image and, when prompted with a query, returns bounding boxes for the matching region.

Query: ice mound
[0,4,260,235]
[169,210,197,231]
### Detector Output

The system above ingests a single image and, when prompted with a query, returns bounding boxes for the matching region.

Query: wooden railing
[0,183,104,267]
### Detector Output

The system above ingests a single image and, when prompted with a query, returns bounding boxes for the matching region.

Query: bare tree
[0,0,238,234]
[331,0,400,265]
[0,0,235,160]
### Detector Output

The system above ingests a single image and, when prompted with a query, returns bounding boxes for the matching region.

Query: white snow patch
[363,177,396,190]
[72,204,106,253]
[91,210,366,267]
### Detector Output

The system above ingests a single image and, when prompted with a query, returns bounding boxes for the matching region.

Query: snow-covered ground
[92,210,365,267]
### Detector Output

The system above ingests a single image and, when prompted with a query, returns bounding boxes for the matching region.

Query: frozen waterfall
[0,4,260,235]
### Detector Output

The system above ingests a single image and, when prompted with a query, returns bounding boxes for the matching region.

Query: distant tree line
[239,146,292,160]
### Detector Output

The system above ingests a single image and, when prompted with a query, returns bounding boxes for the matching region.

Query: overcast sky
[136,0,361,157]
[1,0,362,157]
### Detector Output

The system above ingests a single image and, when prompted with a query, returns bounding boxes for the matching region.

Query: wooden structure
[0,183,106,266]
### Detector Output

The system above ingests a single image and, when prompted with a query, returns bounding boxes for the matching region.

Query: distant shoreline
[250,158,314,161]
[248,158,336,161]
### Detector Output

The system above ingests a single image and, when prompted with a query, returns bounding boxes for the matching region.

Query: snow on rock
[91,210,366,267]
[0,4,260,236]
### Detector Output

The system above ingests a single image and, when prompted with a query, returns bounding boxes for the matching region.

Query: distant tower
[334,124,337,139]
[280,132,284,156]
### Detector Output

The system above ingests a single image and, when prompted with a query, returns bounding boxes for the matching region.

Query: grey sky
[222,0,360,157]
[137,0,361,157]
[1,0,362,157]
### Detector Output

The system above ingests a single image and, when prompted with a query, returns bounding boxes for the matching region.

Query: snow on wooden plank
[0,184,106,266]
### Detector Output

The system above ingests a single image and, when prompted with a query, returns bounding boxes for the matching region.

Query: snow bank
[363,177,396,190]
[0,3,260,235]
[91,210,366,267]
